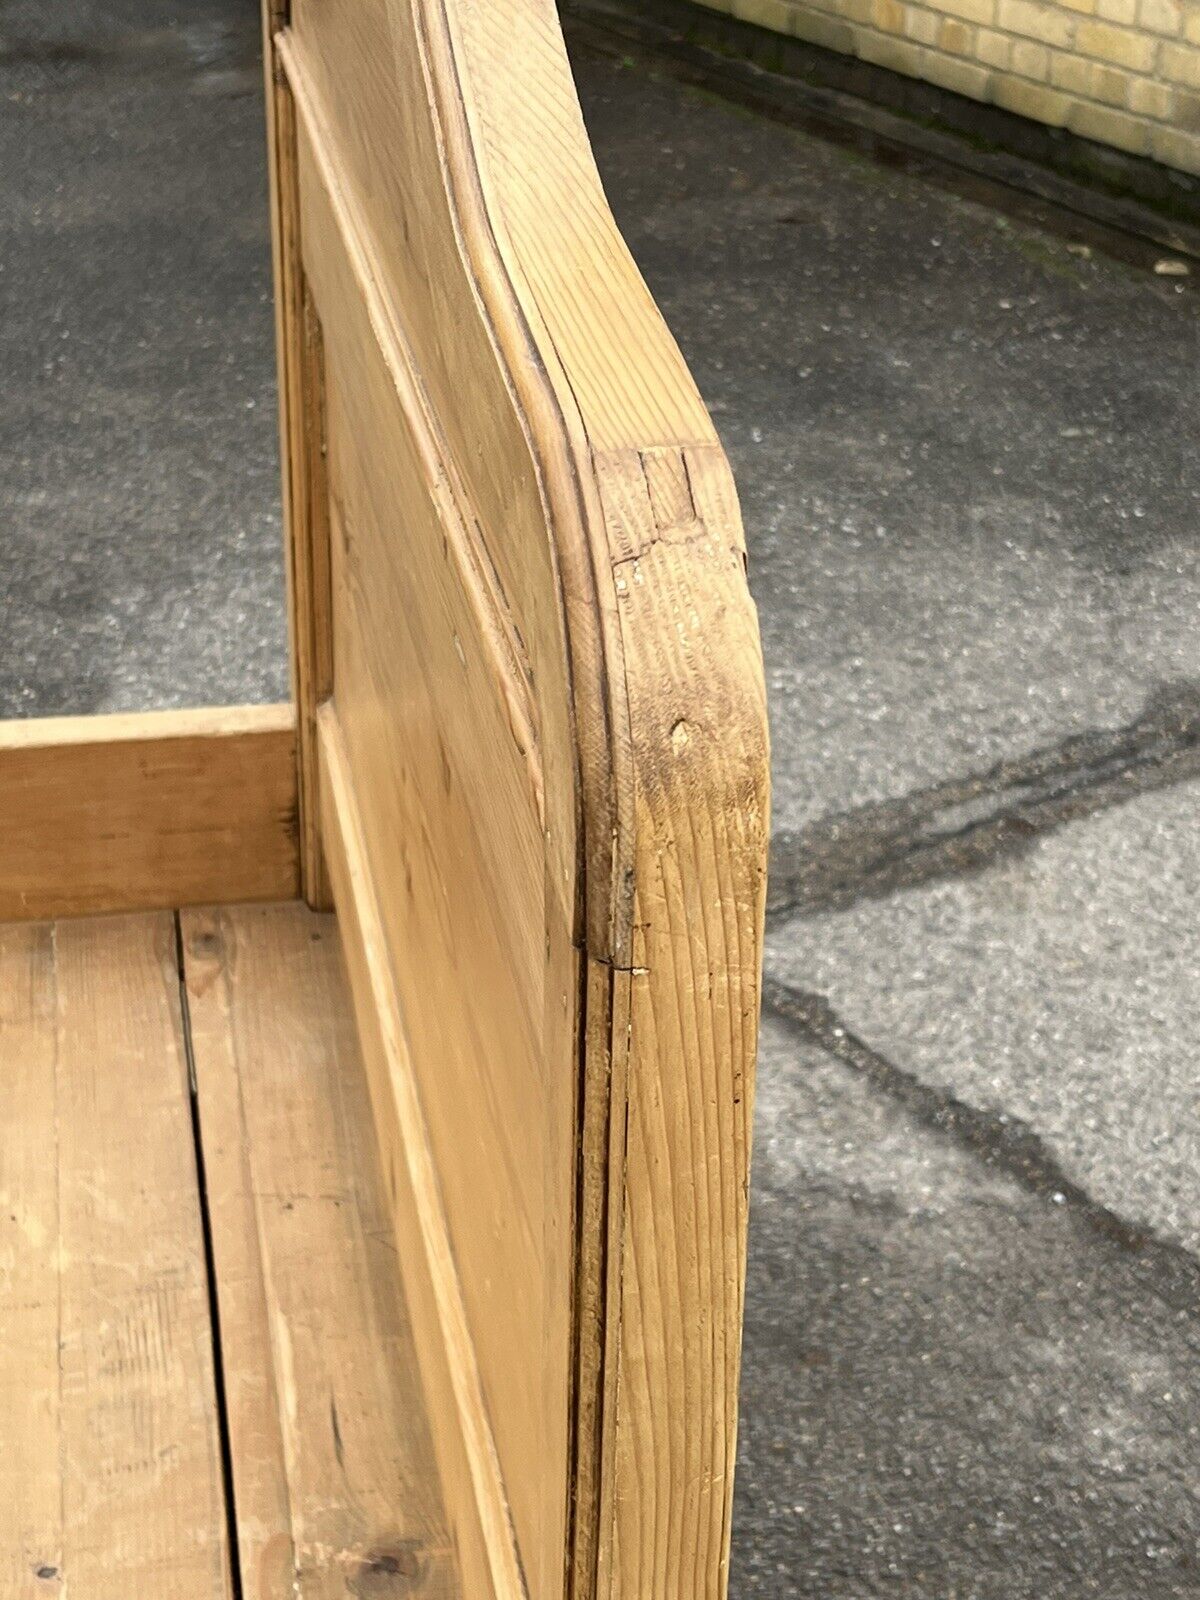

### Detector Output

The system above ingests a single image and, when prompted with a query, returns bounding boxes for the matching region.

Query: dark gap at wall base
[559,0,1200,261]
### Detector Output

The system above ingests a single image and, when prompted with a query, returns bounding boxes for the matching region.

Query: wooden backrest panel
[264,5,769,1599]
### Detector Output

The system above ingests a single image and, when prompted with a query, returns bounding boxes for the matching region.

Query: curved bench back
[263,5,770,1596]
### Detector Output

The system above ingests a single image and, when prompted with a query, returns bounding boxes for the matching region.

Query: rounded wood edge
[413,9,770,1598]
[424,0,768,953]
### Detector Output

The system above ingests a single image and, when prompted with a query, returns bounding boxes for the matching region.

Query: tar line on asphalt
[760,681,1200,1315]
[767,679,1200,922]
[761,974,1200,1315]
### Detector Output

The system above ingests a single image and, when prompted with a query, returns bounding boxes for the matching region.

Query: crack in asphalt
[761,973,1200,1316]
[767,680,1200,922]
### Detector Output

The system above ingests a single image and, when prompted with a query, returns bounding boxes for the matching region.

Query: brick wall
[700,0,1200,172]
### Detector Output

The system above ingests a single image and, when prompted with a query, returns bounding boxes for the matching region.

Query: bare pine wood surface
[318,706,526,1600]
[0,705,299,922]
[0,904,460,1599]
[282,31,577,1596]
[181,901,458,1600]
[0,913,231,1598]
[267,3,770,1597]
[262,0,334,910]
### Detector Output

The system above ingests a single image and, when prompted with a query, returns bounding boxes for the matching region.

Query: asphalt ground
[1,0,285,715]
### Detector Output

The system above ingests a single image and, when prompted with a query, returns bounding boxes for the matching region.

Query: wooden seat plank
[0,914,232,1599]
[181,902,457,1600]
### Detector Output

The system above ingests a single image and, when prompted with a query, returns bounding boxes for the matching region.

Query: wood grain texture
[318,708,523,1600]
[262,10,334,910]
[182,902,458,1600]
[0,705,299,921]
[595,448,766,1600]
[0,913,231,1598]
[284,36,575,1598]
[267,4,769,1597]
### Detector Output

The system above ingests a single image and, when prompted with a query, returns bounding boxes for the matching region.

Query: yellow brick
[785,4,859,49]
[906,7,945,44]
[937,0,996,25]
[992,71,1073,118]
[1139,0,1182,31]
[1151,121,1200,167]
[996,0,1077,44]
[1010,36,1051,72]
[842,0,878,27]
[976,25,1013,63]
[938,15,975,50]
[1075,16,1159,63]
[1091,60,1135,99]
[1127,75,1175,113]
[1068,98,1152,148]
[856,28,929,72]
[729,0,796,28]
[922,46,994,90]
[1160,38,1200,79]
[1050,48,1097,87]
[702,0,1196,167]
